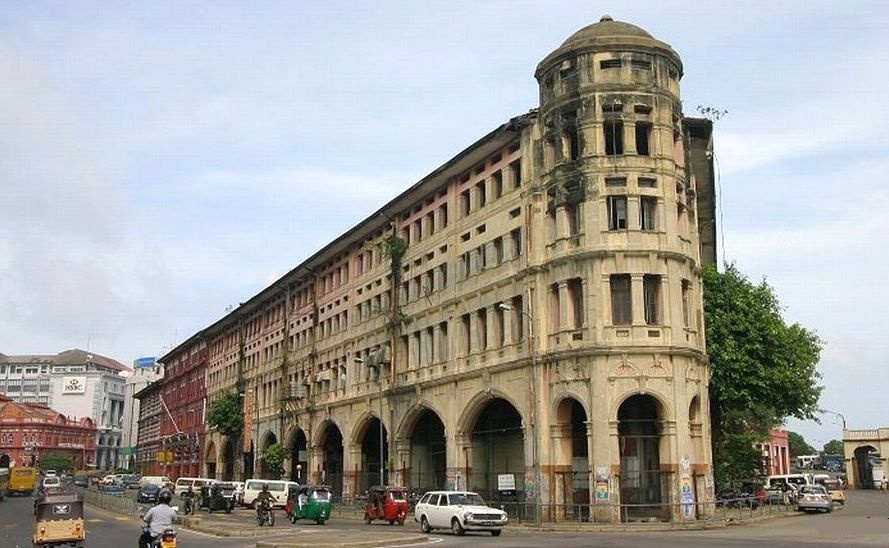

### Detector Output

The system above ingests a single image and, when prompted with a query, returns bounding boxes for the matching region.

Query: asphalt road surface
[3,490,887,547]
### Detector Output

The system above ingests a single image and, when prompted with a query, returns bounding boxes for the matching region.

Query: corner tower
[526,16,713,522]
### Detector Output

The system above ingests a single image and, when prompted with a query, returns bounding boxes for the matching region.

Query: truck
[7,466,38,495]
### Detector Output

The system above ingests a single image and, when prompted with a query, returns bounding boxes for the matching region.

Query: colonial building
[758,428,790,476]
[155,339,208,479]
[0,394,97,469]
[0,349,129,469]
[121,360,164,471]
[162,16,715,522]
[133,381,163,476]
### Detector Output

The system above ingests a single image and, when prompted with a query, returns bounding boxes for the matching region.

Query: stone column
[310,445,324,485]
[395,440,411,488]
[502,306,514,345]
[469,311,481,353]
[558,281,571,330]
[555,205,569,240]
[624,121,637,155]
[631,274,645,326]
[432,324,443,363]
[485,306,496,350]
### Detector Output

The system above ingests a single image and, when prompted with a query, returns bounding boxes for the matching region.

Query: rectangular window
[643,275,661,325]
[681,279,692,327]
[635,123,651,156]
[640,197,657,231]
[608,196,628,230]
[567,203,581,236]
[604,121,624,155]
[510,159,522,188]
[510,228,523,257]
[461,313,471,355]
[631,59,652,70]
[605,177,627,187]
[610,275,632,325]
[491,171,503,200]
[638,177,657,188]
[600,59,622,69]
[476,181,487,208]
[549,284,560,332]
[568,278,584,328]
[460,190,471,217]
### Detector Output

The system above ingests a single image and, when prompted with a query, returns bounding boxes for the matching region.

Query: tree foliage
[823,439,844,455]
[263,443,284,479]
[39,453,74,472]
[206,389,244,439]
[787,431,815,458]
[703,264,823,486]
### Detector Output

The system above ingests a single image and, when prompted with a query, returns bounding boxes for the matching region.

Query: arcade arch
[463,396,525,499]
[287,428,308,483]
[402,407,446,491]
[354,413,389,491]
[316,421,344,498]
[618,394,664,518]
[205,440,217,479]
[552,396,589,517]
[259,432,278,479]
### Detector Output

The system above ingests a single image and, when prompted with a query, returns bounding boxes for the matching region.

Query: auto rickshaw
[284,485,332,525]
[199,482,235,513]
[363,485,409,525]
[33,492,85,548]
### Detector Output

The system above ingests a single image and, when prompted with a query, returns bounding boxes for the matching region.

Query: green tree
[39,453,74,472]
[704,264,823,487]
[823,439,844,455]
[263,443,284,479]
[787,431,815,458]
[206,390,244,438]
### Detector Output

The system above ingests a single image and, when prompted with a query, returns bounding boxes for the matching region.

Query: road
[3,490,887,547]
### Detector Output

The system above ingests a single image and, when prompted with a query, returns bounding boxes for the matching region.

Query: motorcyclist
[255,483,276,521]
[140,489,177,548]
[181,485,196,513]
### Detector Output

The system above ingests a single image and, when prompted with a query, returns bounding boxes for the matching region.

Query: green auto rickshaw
[285,485,332,525]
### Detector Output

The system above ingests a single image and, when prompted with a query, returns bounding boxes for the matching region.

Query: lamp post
[821,408,847,430]
[355,357,385,486]
[498,301,541,526]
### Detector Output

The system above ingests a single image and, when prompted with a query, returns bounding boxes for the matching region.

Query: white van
[242,479,297,508]
[174,477,214,497]
[140,475,172,488]
[766,473,812,490]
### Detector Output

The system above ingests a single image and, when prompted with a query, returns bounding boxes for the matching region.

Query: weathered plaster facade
[163,17,716,523]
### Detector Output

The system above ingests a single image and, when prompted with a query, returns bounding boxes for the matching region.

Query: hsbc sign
[62,377,86,394]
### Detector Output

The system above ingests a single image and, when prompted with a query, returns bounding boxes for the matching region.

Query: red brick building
[759,428,791,476]
[0,394,97,469]
[157,337,207,479]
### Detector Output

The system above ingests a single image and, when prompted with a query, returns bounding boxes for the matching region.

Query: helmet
[158,489,173,504]
[262,483,269,491]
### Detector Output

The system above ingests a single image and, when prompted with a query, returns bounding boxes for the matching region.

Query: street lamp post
[821,408,847,429]
[355,357,385,486]
[498,301,541,526]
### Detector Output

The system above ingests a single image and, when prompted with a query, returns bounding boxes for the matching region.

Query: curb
[255,535,428,548]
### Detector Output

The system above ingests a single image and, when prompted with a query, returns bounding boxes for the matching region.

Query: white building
[0,349,130,470]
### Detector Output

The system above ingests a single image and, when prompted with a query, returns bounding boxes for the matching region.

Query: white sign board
[497,474,515,491]
[62,377,86,394]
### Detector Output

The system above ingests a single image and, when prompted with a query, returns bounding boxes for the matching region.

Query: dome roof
[561,15,654,47]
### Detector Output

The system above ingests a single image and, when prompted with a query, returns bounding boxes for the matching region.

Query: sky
[1,1,887,448]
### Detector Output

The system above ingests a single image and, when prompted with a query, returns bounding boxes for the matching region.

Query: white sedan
[414,490,508,536]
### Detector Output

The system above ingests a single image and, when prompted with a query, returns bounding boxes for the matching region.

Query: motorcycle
[256,497,275,526]
[181,494,196,515]
[143,526,177,548]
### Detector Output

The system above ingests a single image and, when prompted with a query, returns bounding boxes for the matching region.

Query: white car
[42,476,61,489]
[414,490,508,536]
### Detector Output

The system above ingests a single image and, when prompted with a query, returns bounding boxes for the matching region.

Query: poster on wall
[680,457,696,519]
[243,390,254,452]
[62,377,86,394]
[595,465,609,501]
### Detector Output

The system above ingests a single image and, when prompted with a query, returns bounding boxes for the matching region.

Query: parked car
[797,484,832,513]
[242,479,297,508]
[41,476,61,489]
[137,483,161,504]
[101,474,117,486]
[72,475,89,488]
[414,491,508,536]
[139,475,172,488]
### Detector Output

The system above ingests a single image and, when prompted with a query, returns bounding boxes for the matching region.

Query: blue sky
[2,1,887,448]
